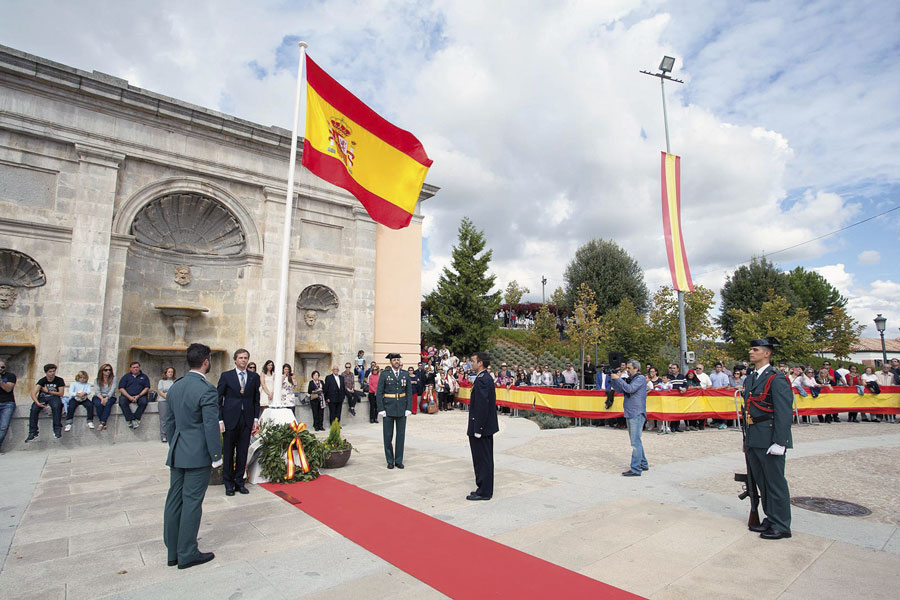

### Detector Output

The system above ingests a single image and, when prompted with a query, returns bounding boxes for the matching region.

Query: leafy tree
[503,280,530,308]
[524,304,559,357]
[820,305,864,359]
[718,257,796,342]
[786,266,847,342]
[728,294,815,363]
[550,286,568,316]
[563,239,650,315]
[423,218,502,357]
[602,297,657,366]
[648,285,719,349]
[565,283,604,387]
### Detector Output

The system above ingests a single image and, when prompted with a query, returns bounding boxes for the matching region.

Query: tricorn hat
[749,337,781,349]
[385,352,402,359]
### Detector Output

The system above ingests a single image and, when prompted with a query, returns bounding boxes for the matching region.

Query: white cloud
[857,250,881,265]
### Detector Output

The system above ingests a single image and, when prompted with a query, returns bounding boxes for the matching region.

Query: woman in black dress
[307,370,325,431]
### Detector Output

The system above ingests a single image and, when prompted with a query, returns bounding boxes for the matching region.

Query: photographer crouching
[610,360,649,477]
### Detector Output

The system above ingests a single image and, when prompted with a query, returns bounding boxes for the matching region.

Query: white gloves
[405,410,411,417]
[474,433,482,438]
[378,411,386,418]
[766,443,786,456]
[212,458,223,468]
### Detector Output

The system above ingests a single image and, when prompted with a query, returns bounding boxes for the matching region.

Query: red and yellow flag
[301,56,433,229]
[661,152,694,292]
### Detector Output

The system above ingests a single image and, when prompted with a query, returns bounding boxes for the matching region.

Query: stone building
[0,44,434,393]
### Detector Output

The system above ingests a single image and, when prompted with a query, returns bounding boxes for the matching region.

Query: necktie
[239,370,245,393]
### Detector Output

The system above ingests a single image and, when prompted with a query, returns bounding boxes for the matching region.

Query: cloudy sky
[2,0,898,337]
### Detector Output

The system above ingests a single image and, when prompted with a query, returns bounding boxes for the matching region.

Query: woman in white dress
[259,360,276,409]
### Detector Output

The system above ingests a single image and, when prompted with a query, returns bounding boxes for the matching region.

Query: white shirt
[696,372,712,389]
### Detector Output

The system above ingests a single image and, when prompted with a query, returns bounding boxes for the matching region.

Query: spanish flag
[661,152,694,292]
[301,56,433,229]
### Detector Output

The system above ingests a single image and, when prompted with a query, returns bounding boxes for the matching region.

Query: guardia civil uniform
[376,353,412,468]
[743,337,794,539]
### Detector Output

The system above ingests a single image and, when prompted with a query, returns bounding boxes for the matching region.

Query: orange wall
[373,220,422,364]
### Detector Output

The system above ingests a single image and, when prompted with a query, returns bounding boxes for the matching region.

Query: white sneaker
[88,422,95,429]
[64,424,72,432]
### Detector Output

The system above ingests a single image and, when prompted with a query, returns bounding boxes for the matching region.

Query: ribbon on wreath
[285,421,310,479]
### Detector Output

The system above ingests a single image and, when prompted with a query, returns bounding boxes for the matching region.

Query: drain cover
[791,497,871,516]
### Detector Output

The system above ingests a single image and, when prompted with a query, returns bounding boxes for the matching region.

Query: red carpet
[262,476,644,599]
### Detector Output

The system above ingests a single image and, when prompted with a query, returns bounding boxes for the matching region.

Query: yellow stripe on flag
[664,154,688,289]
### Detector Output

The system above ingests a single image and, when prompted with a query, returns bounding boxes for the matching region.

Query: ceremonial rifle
[733,389,760,527]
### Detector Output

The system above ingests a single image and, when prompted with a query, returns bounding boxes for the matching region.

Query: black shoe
[225,489,235,496]
[466,493,491,501]
[760,530,791,540]
[238,486,249,494]
[748,523,770,533]
[387,463,394,469]
[54,433,61,439]
[622,470,640,477]
[167,559,178,567]
[395,463,404,469]
[350,409,356,416]
[177,551,215,569]
[641,465,649,471]
[25,433,37,442]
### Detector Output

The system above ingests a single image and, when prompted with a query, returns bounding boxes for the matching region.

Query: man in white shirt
[694,364,712,389]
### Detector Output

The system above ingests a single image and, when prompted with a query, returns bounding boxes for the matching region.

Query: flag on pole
[301,55,433,229]
[660,152,694,292]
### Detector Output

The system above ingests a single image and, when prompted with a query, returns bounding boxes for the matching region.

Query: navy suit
[468,370,499,498]
[216,369,260,492]
[323,373,345,426]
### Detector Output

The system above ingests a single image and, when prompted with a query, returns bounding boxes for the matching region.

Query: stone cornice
[74,143,125,169]
[0,218,72,243]
[289,259,354,278]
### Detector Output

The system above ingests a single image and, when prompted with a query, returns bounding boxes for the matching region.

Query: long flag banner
[661,152,694,292]
[301,55,433,229]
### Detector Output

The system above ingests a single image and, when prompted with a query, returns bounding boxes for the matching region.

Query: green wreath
[258,422,325,483]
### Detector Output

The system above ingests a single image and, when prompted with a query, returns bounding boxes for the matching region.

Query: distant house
[820,338,900,367]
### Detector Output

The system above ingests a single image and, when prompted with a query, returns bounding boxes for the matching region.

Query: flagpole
[272,40,307,406]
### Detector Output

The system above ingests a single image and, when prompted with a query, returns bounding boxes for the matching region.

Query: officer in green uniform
[743,337,793,539]
[376,353,412,469]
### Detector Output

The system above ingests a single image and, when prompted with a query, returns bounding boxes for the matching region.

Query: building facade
[0,44,433,392]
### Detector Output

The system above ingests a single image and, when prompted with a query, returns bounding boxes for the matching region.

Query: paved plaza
[2,412,899,599]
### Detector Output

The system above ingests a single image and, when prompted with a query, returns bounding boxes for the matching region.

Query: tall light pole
[642,56,689,374]
[874,313,887,365]
[541,275,547,304]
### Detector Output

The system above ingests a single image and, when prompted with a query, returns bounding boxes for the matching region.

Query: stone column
[58,144,124,377]
[373,214,423,359]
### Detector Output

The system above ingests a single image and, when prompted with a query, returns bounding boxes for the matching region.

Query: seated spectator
[64,370,93,431]
[27,363,66,441]
[118,361,150,430]
[562,363,578,388]
[0,359,17,452]
[157,366,176,442]
[93,364,116,431]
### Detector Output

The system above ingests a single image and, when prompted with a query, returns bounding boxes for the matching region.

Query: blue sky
[1,0,897,337]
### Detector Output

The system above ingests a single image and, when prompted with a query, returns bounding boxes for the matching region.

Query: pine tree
[563,239,649,315]
[423,218,501,357]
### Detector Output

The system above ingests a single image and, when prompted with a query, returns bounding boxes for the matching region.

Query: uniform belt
[383,393,402,398]
[747,413,772,425]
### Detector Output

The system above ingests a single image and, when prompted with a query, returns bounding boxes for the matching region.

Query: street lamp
[641,56,688,374]
[874,313,887,365]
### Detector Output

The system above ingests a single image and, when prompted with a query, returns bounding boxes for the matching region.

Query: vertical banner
[661,152,694,292]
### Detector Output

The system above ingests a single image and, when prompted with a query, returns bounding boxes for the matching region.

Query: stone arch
[297,284,340,312]
[0,249,46,287]
[112,177,263,256]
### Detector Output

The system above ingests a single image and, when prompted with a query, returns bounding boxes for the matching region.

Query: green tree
[423,218,502,357]
[602,297,657,366]
[728,294,815,363]
[718,257,796,342]
[648,285,720,349]
[565,283,604,387]
[503,280,530,308]
[563,239,650,315]
[524,304,558,357]
[786,266,847,343]
[819,305,864,359]
[550,286,568,315]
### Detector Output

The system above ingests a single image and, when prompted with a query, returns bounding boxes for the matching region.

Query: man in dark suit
[467,352,499,501]
[743,337,793,540]
[163,343,222,569]
[323,365,345,426]
[216,348,260,496]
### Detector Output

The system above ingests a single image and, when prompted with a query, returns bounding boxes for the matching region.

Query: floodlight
[659,56,676,73]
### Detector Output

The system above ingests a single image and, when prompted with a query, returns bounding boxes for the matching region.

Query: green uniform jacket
[375,367,412,417]
[164,372,223,468]
[743,365,793,449]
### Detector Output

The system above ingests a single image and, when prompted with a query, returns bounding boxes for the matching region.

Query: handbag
[427,401,439,414]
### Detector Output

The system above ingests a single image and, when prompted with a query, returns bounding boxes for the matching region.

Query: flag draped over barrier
[661,152,694,292]
[301,55,433,229]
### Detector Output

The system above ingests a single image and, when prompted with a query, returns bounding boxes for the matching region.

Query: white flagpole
[272,40,307,406]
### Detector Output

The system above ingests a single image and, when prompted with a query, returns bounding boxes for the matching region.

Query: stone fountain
[154,304,209,346]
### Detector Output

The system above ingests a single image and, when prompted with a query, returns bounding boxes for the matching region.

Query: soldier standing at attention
[376,353,412,469]
[744,337,793,540]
